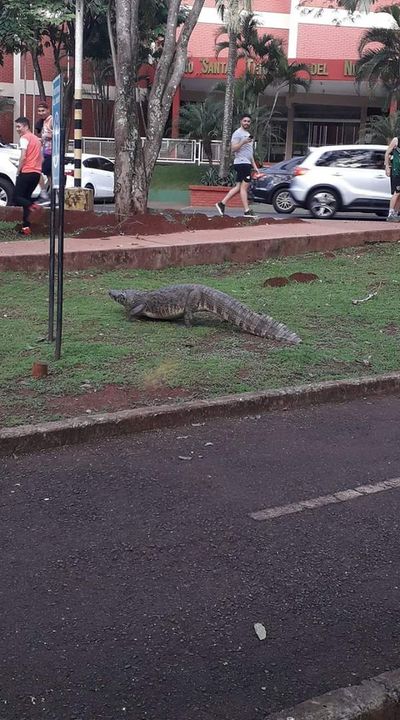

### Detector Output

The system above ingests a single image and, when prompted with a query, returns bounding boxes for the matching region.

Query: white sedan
[64,153,115,201]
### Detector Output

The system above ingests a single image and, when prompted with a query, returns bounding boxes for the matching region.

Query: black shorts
[234,163,252,183]
[42,155,52,177]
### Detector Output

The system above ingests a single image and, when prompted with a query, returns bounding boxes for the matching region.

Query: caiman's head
[109,289,128,307]
[108,289,144,308]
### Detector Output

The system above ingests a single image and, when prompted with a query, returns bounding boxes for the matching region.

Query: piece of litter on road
[177,435,189,439]
[204,442,214,446]
[178,456,192,461]
[254,622,267,640]
[191,422,205,427]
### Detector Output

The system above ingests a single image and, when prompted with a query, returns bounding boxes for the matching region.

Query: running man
[14,117,42,235]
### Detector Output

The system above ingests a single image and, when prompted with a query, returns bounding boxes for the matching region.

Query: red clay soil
[46,384,194,418]
[0,206,302,239]
[288,272,319,283]
[263,277,290,287]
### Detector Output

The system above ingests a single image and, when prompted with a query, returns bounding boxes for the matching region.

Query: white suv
[0,147,20,205]
[290,145,390,219]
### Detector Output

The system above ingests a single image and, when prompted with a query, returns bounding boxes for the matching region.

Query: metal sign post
[48,74,66,359]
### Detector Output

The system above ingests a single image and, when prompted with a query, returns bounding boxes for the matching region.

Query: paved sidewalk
[0,217,399,271]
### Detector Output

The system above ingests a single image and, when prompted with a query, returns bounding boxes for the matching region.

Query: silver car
[290,145,390,219]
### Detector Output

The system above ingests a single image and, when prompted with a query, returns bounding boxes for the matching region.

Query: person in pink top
[14,116,42,235]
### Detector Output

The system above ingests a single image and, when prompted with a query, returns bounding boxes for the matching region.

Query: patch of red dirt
[263,277,289,287]
[46,384,193,418]
[323,251,336,259]
[383,323,400,336]
[288,272,319,283]
[0,206,303,239]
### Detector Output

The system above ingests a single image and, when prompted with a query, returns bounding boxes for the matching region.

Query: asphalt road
[2,395,400,719]
[94,200,388,222]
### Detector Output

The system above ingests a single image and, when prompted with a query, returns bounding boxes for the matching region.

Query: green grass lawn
[1,243,400,427]
[0,220,21,242]
[151,164,204,190]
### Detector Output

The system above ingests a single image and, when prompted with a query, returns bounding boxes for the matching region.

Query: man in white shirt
[216,114,259,217]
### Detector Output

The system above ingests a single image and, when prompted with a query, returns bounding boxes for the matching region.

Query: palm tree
[356,5,400,110]
[360,111,400,142]
[215,0,252,178]
[213,38,310,162]
[179,99,224,164]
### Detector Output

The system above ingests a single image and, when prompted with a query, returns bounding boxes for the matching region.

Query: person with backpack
[385,137,400,221]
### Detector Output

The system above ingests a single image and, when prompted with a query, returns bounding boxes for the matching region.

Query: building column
[285,102,294,159]
[171,86,181,138]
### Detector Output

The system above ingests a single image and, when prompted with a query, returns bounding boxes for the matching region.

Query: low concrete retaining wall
[265,669,400,720]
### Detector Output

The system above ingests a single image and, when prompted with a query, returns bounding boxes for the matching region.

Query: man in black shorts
[215,114,259,217]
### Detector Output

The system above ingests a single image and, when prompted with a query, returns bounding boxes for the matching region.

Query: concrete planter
[189,185,242,207]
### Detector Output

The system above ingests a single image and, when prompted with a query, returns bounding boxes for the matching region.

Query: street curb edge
[264,668,400,719]
[1,372,400,457]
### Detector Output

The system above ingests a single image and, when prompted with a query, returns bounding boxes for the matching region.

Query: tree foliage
[179,99,224,164]
[356,5,400,108]
[360,111,400,143]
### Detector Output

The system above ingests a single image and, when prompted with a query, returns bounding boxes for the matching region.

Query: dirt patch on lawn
[45,384,193,419]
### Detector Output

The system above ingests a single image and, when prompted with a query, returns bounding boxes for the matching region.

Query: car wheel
[308,188,339,219]
[85,183,95,198]
[272,188,296,214]
[0,177,14,207]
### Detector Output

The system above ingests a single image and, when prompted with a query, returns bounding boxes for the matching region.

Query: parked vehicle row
[250,144,391,219]
[249,156,304,214]
[0,142,393,219]
[0,147,115,206]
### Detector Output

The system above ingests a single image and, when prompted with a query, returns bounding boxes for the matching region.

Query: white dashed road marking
[250,477,400,522]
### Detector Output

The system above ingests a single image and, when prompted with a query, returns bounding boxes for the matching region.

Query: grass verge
[150,164,204,190]
[1,243,400,427]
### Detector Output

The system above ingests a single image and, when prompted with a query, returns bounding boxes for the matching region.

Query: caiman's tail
[200,287,301,344]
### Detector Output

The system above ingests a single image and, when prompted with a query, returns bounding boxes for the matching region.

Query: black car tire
[272,187,296,214]
[0,177,14,207]
[85,183,95,197]
[307,187,339,219]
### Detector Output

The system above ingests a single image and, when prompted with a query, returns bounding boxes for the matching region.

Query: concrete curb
[1,372,400,457]
[264,669,400,719]
[1,225,399,273]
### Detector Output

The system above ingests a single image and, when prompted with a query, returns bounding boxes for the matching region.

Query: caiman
[109,284,301,344]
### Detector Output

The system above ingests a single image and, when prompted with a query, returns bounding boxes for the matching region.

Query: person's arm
[231,133,252,153]
[385,138,397,176]
[17,138,28,173]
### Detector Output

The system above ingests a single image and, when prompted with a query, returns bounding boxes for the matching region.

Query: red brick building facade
[0,0,394,158]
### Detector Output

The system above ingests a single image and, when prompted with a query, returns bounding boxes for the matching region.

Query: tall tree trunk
[114,0,144,218]
[30,49,46,101]
[219,32,237,178]
[113,0,205,215]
